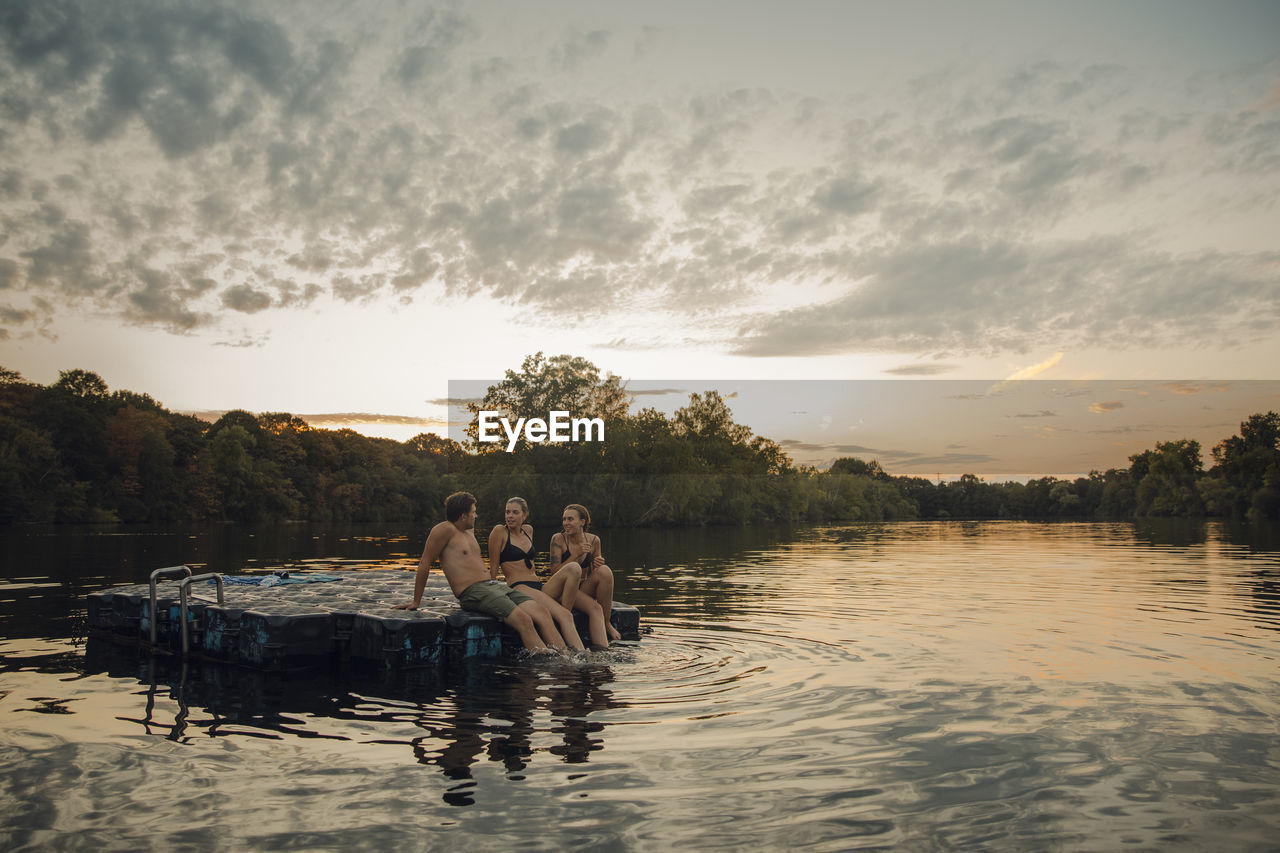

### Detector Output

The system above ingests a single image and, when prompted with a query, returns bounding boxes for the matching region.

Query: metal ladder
[147,566,225,655]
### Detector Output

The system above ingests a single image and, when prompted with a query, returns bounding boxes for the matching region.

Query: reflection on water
[79,645,623,808]
[1,520,1279,849]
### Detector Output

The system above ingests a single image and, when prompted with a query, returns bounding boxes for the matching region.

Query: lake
[2,520,1278,850]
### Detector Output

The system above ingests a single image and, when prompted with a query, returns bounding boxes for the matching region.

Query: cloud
[1011,410,1058,418]
[777,439,827,452]
[1005,352,1063,381]
[884,363,957,376]
[221,284,271,313]
[299,413,447,429]
[126,265,215,330]
[0,258,17,289]
[425,396,482,406]
[811,176,878,216]
[795,442,920,460]
[555,119,612,154]
[781,436,998,470]
[0,2,326,157]
[332,274,385,304]
[19,221,102,294]
[392,9,474,87]
[982,352,1066,396]
[630,388,688,397]
[0,0,1277,361]
[550,28,610,71]
[1089,401,1124,413]
[1161,381,1232,395]
[733,239,1280,357]
[597,337,672,351]
[905,452,998,468]
[180,410,445,430]
[211,335,267,348]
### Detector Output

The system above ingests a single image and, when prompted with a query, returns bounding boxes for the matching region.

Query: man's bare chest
[443,535,481,564]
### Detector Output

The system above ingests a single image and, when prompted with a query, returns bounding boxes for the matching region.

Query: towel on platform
[209,572,343,586]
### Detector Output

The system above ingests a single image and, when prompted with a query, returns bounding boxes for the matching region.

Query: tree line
[1,358,1277,527]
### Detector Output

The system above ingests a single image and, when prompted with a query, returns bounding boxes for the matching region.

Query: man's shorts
[457,579,533,620]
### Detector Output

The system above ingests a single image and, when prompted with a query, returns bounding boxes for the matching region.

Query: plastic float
[85,566,641,672]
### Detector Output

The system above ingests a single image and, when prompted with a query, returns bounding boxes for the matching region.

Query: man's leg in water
[513,600,566,651]
[501,604,550,651]
[521,586,584,650]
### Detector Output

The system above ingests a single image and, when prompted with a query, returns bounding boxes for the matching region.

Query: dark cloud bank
[0,0,1276,358]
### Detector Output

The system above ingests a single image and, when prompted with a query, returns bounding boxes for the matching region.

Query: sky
[1,1,1277,475]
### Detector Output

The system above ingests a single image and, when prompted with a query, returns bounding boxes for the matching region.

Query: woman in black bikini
[549,503,621,643]
[488,497,592,650]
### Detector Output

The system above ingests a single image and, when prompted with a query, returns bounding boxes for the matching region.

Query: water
[2,520,1278,850]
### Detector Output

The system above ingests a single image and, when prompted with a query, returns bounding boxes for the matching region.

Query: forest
[1,357,1277,527]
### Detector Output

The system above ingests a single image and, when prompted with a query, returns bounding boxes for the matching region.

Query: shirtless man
[393,491,568,653]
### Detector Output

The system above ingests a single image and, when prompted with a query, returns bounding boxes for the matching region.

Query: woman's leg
[541,562,582,611]
[572,594,609,648]
[580,565,619,641]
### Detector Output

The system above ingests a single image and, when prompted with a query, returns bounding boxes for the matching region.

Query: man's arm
[394,524,450,609]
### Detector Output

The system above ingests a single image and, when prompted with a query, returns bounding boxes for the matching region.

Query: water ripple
[3,521,1280,849]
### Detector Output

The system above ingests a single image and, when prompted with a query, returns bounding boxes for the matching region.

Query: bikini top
[557,534,596,567]
[499,528,535,569]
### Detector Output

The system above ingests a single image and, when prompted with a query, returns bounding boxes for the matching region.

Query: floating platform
[85,569,640,673]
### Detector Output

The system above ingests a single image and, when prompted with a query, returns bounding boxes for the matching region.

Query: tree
[672,391,758,474]
[53,369,109,400]
[751,436,793,476]
[1096,468,1135,517]
[105,405,177,521]
[407,432,464,459]
[1196,475,1236,517]
[208,409,264,439]
[1049,480,1082,515]
[210,425,259,521]
[36,374,110,500]
[0,415,68,522]
[1133,439,1204,517]
[1210,412,1280,520]
[110,389,163,412]
[467,352,631,451]
[672,391,752,445]
[830,457,887,479]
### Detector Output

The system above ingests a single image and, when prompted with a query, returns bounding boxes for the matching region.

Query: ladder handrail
[178,573,224,655]
[148,566,192,644]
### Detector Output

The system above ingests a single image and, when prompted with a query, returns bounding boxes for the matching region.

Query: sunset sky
[1,1,1277,475]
